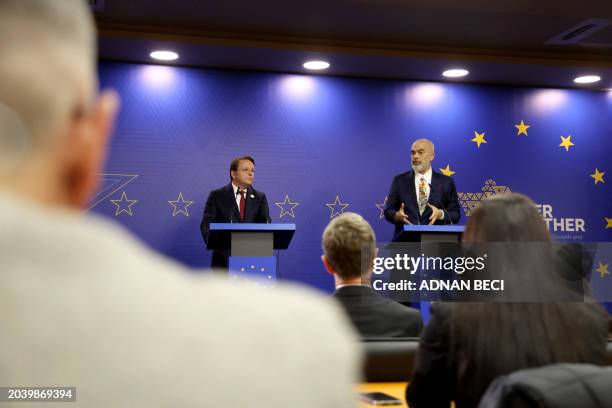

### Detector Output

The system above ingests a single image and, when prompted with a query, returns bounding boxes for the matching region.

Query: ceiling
[94,0,612,89]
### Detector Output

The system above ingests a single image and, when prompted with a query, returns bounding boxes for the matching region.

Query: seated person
[322,212,423,338]
[406,193,610,408]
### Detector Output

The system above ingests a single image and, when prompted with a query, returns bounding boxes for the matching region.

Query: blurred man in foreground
[0,1,359,406]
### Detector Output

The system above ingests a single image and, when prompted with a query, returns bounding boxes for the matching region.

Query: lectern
[395,225,465,243]
[207,223,295,280]
[391,225,465,320]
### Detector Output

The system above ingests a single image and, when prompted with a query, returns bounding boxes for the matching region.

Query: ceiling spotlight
[442,69,469,78]
[150,50,179,61]
[573,75,601,84]
[303,60,330,70]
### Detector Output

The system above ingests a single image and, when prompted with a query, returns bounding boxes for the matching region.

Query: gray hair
[0,0,96,172]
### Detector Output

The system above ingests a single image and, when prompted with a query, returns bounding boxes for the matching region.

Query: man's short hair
[0,0,95,173]
[229,156,255,180]
[322,212,377,279]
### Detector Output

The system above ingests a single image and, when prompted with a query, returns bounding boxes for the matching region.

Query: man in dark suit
[201,156,270,270]
[384,139,461,240]
[322,212,422,338]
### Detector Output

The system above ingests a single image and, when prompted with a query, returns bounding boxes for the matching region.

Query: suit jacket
[200,183,270,269]
[384,170,461,239]
[332,285,423,338]
[0,192,359,408]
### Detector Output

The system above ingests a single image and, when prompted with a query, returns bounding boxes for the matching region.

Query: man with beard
[384,139,461,240]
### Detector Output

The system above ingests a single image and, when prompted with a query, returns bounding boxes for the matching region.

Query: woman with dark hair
[405,193,609,408]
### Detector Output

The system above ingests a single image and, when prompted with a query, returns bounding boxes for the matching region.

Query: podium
[391,225,465,320]
[207,223,296,280]
[394,225,465,243]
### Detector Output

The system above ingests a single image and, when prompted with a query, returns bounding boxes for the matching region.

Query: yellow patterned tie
[418,177,427,215]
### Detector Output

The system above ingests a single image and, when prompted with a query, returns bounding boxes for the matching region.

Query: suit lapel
[405,171,420,216]
[243,187,256,222]
[224,184,241,222]
[429,171,443,204]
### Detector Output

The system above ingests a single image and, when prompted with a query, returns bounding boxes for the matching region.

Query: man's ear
[321,255,335,276]
[371,247,379,270]
[64,90,119,209]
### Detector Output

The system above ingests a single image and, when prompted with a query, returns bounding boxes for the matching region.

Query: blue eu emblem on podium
[229,256,276,286]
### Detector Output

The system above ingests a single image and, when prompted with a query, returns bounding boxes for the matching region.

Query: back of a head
[450,193,609,406]
[0,0,95,174]
[463,192,550,243]
[322,212,377,280]
[462,192,565,300]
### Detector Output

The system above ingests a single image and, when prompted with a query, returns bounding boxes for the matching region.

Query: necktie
[239,189,246,222]
[418,177,427,215]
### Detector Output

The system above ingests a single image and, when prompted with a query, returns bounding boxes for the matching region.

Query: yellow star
[471,131,487,148]
[595,262,610,279]
[606,218,612,229]
[439,164,456,177]
[515,120,530,136]
[590,168,605,184]
[559,135,574,152]
[168,192,194,217]
[110,191,138,216]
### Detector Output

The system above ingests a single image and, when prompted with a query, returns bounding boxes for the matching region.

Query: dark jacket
[200,183,270,269]
[384,170,460,240]
[332,285,422,338]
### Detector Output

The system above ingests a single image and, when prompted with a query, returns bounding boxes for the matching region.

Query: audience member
[406,193,609,408]
[322,212,423,338]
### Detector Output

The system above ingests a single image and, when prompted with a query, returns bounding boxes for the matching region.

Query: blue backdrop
[94,61,612,296]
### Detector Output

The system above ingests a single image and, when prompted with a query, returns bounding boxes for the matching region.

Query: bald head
[0,0,119,208]
[411,139,435,173]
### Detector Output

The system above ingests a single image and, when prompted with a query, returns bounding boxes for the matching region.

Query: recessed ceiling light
[573,75,601,84]
[150,50,179,61]
[442,69,469,78]
[303,60,330,70]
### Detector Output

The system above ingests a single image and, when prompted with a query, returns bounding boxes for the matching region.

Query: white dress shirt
[232,182,246,209]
